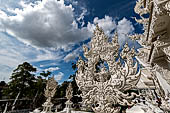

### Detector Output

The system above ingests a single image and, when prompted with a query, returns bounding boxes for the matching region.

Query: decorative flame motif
[76,25,141,113]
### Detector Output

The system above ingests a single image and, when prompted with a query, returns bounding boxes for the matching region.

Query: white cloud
[64,52,78,62]
[55,72,64,81]
[117,17,135,46]
[45,67,60,72]
[0,0,91,50]
[32,49,63,62]
[64,47,82,62]
[0,65,13,82]
[87,15,116,35]
[0,0,123,50]
[77,8,87,27]
[0,0,41,10]
[39,62,58,68]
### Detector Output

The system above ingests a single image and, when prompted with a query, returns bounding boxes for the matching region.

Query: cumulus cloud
[87,15,116,35]
[55,72,64,81]
[0,0,119,51]
[0,0,41,10]
[117,17,134,46]
[0,0,91,50]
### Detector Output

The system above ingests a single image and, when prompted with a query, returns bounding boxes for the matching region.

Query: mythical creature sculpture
[64,83,73,113]
[76,25,141,113]
[42,77,57,113]
[66,83,73,101]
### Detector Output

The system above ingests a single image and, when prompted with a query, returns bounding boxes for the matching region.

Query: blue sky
[0,0,143,83]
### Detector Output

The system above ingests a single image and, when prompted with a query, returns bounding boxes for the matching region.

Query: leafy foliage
[4,62,37,99]
[40,71,51,79]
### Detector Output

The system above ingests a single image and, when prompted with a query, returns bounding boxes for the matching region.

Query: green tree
[0,81,7,99]
[40,70,51,79]
[32,76,46,108]
[4,62,36,99]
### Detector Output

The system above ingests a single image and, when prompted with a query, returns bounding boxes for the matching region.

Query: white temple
[75,0,170,113]
[31,1,170,113]
[134,0,170,97]
[131,0,170,112]
[75,25,142,113]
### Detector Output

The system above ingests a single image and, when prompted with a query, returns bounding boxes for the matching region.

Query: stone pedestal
[42,101,53,113]
[63,100,73,113]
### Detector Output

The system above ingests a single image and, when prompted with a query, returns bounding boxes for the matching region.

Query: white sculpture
[64,83,73,113]
[76,25,141,113]
[42,77,57,113]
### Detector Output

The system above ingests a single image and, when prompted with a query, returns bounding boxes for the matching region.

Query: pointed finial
[130,46,136,57]
[78,56,82,60]
[95,24,103,33]
[66,82,73,100]
[114,31,118,37]
[96,23,99,29]
[112,31,119,43]
[124,41,129,49]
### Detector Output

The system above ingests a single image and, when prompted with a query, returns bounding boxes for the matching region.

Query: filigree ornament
[134,0,150,16]
[160,99,170,112]
[76,25,141,113]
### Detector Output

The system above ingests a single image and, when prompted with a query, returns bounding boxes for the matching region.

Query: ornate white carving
[76,25,141,113]
[63,83,73,113]
[133,0,170,112]
[134,0,150,16]
[66,83,73,101]
[160,99,170,111]
[165,1,170,12]
[148,64,170,112]
[42,77,57,113]
[163,45,170,58]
